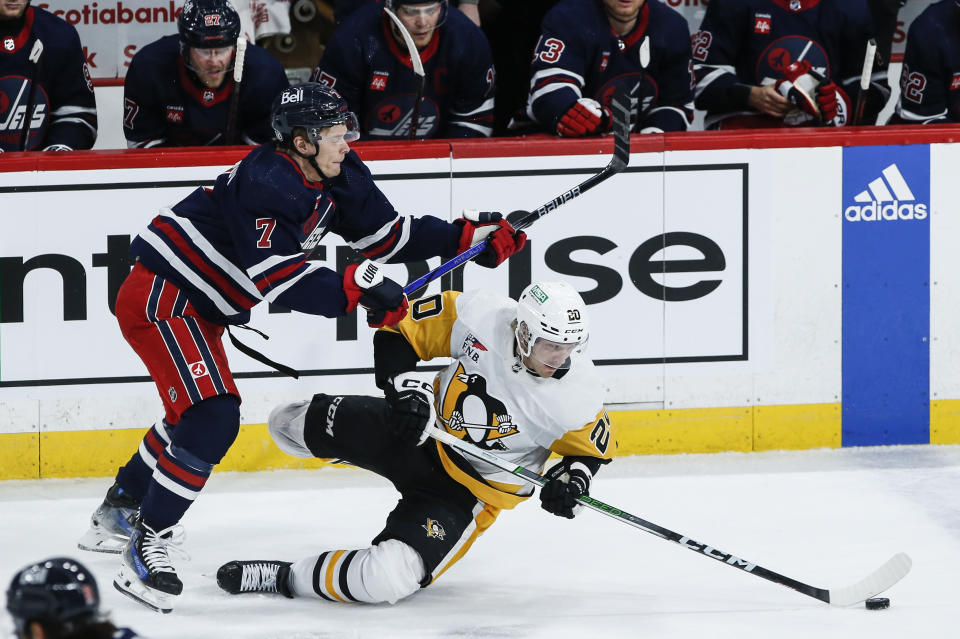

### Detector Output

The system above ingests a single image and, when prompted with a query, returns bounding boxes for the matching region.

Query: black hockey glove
[540,458,593,519]
[384,372,436,446]
[343,260,409,328]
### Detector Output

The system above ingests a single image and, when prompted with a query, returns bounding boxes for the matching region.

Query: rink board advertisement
[0,131,958,479]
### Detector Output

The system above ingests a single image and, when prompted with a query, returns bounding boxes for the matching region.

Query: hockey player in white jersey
[216,281,615,604]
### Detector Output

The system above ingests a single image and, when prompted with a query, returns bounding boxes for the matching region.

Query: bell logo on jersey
[844,163,928,222]
[422,518,446,540]
[753,14,771,34]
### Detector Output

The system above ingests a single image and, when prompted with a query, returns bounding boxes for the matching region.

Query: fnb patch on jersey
[165,105,184,123]
[370,71,389,91]
[754,13,772,35]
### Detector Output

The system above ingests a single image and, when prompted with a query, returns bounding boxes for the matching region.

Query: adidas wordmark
[844,163,927,222]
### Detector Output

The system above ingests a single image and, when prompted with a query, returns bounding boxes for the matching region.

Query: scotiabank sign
[36,1,180,78]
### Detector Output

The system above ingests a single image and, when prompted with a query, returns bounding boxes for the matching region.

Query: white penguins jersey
[383,289,615,510]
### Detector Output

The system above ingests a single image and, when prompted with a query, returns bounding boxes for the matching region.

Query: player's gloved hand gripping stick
[425,426,912,607]
[402,85,633,297]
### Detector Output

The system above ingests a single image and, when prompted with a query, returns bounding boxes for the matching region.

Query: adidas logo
[844,163,927,222]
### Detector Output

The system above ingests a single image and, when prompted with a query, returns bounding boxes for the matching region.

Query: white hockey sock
[288,539,425,604]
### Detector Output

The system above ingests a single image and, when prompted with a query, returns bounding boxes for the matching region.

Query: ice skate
[217,560,293,598]
[77,482,140,554]
[113,519,185,613]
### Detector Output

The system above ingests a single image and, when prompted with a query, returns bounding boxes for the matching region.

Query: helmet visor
[305,112,361,145]
[394,1,446,35]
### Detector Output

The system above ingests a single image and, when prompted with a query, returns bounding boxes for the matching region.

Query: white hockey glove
[540,457,593,519]
[384,372,436,446]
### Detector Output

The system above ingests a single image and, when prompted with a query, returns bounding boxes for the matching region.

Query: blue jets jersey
[311,3,495,139]
[130,143,462,325]
[692,0,884,128]
[891,0,960,124]
[526,0,694,134]
[123,35,289,147]
[0,6,97,151]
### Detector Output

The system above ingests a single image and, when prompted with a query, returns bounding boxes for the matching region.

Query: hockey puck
[865,597,890,610]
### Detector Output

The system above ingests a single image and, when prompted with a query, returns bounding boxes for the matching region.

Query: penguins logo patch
[439,363,519,450]
[422,518,446,540]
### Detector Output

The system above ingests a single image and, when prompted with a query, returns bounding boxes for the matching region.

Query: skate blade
[77,528,128,554]
[113,564,176,614]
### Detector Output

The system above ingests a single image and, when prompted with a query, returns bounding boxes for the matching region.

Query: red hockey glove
[556,98,611,137]
[815,80,849,127]
[454,209,527,268]
[774,60,820,119]
[540,458,593,519]
[343,260,409,328]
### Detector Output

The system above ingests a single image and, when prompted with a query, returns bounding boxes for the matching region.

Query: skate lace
[141,523,189,572]
[240,563,280,592]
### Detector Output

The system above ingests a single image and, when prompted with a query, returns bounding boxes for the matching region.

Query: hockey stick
[383,6,425,139]
[224,36,248,145]
[18,38,44,151]
[852,39,877,126]
[426,426,912,607]
[402,85,632,296]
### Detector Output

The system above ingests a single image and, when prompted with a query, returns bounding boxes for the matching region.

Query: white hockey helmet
[515,281,589,375]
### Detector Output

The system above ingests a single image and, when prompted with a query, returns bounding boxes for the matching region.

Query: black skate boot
[114,518,185,613]
[77,482,141,554]
[217,560,294,598]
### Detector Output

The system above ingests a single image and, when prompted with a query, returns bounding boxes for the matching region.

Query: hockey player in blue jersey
[525,0,694,137]
[889,0,960,124]
[0,0,97,151]
[122,0,289,148]
[692,0,888,129]
[6,557,141,639]
[77,82,526,614]
[312,0,495,139]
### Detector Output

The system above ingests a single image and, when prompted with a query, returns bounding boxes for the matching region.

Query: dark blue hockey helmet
[178,0,241,50]
[271,83,360,146]
[6,557,100,635]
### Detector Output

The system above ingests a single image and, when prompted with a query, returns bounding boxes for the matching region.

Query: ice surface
[2,445,957,638]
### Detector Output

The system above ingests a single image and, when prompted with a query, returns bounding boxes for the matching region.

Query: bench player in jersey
[216,282,615,605]
[122,0,289,147]
[525,0,695,136]
[76,82,526,613]
[692,0,888,129]
[312,0,495,139]
[7,557,142,639]
[0,0,96,151]
[888,0,960,125]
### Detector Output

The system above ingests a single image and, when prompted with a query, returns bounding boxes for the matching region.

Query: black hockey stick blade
[608,85,632,171]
